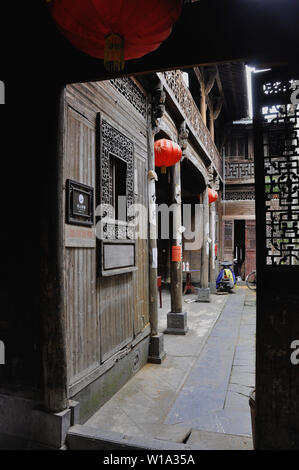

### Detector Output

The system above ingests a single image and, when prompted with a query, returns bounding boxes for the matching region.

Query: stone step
[67,424,202,451]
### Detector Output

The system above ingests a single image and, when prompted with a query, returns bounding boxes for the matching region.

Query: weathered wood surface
[200,188,210,288]
[43,85,69,413]
[245,220,256,277]
[62,80,149,393]
[170,162,183,313]
[222,200,255,219]
[223,219,234,263]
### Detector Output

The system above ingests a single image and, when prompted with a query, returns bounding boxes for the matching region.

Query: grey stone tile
[186,429,253,450]
[85,287,256,447]
[224,390,252,412]
[228,383,255,396]
[153,423,192,443]
[229,370,255,388]
[186,410,253,437]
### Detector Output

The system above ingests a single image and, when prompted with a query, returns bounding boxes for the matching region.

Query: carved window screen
[96,117,136,276]
[253,72,299,266]
[97,118,135,241]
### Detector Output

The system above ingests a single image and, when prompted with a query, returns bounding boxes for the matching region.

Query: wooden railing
[158,70,222,178]
[225,161,254,180]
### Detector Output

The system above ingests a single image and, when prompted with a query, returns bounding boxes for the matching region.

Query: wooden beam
[215,66,228,112]
[205,69,217,95]
[194,67,221,118]
[213,96,223,120]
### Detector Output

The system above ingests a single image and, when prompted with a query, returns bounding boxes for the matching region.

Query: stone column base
[196,287,211,302]
[209,281,217,294]
[148,333,166,364]
[165,311,188,335]
[29,407,72,448]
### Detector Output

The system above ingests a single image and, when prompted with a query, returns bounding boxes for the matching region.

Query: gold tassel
[161,166,167,174]
[104,33,125,72]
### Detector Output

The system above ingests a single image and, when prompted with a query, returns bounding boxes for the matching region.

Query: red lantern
[49,0,183,72]
[154,139,182,174]
[208,188,218,203]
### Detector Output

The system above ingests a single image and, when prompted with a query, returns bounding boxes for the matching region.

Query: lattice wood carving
[225,191,255,201]
[225,162,254,179]
[110,78,147,119]
[99,120,135,240]
[259,80,299,265]
[160,70,222,176]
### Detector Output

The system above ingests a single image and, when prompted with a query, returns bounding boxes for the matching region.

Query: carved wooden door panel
[245,219,256,276]
[253,67,299,449]
[223,219,234,262]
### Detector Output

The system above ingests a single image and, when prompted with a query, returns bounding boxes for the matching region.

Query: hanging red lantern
[208,188,218,203]
[154,139,182,174]
[49,0,183,72]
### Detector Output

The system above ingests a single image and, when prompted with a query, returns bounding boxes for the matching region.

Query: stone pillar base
[196,287,211,302]
[148,333,166,364]
[0,393,72,449]
[209,282,217,294]
[69,400,80,426]
[165,311,188,335]
[30,407,71,448]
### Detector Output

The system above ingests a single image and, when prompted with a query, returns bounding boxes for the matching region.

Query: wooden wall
[62,80,149,395]
[223,200,255,219]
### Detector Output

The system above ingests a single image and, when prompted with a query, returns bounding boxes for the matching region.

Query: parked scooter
[216,261,236,293]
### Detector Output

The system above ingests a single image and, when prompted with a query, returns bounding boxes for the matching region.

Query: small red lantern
[208,188,218,203]
[154,139,182,174]
[49,0,183,72]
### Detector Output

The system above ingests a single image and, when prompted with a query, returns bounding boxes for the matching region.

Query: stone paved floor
[85,286,256,450]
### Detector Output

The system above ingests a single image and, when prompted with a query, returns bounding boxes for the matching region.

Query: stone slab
[165,290,246,428]
[67,425,203,450]
[153,424,192,443]
[186,429,253,450]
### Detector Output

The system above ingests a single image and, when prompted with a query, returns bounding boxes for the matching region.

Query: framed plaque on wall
[66,179,94,226]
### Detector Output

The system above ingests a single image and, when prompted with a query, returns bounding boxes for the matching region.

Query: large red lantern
[49,0,183,72]
[154,139,182,174]
[208,188,218,203]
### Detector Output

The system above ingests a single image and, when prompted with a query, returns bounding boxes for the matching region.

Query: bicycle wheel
[246,271,256,290]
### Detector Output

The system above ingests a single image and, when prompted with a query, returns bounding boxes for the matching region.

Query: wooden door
[245,219,256,276]
[223,219,234,262]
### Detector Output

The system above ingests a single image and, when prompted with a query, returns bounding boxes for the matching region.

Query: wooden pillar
[200,187,210,291]
[165,242,171,284]
[42,84,69,413]
[209,111,215,141]
[147,125,158,336]
[165,161,188,334]
[200,83,207,126]
[170,162,183,314]
[209,202,216,290]
[148,82,166,363]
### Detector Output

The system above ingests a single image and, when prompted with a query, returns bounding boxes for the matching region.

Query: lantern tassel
[104,33,125,72]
